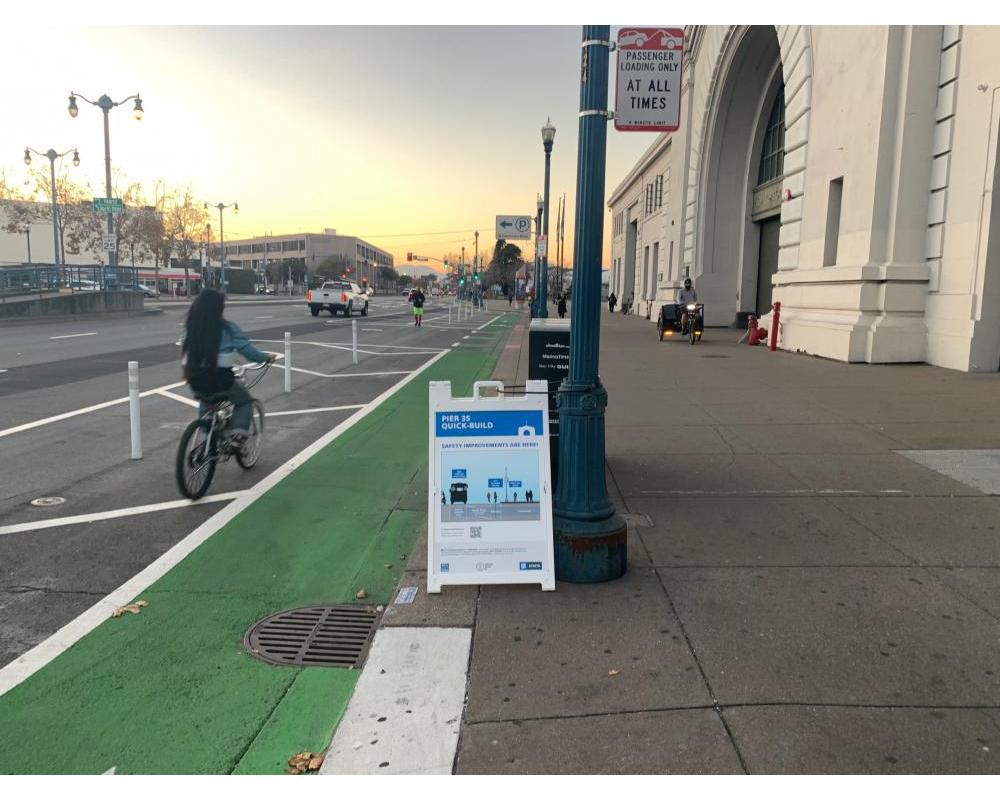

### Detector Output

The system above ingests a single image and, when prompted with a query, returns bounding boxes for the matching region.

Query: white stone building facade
[608,26,1000,371]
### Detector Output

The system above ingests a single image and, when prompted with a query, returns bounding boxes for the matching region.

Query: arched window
[757,88,785,186]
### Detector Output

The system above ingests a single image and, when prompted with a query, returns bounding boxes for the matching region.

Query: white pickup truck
[306,280,369,317]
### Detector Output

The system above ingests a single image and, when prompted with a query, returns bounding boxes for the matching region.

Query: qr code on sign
[470,526,483,539]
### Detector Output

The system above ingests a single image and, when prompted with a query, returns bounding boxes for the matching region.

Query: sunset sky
[0,26,660,270]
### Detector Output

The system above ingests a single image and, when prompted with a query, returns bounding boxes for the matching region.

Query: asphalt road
[0,294,497,668]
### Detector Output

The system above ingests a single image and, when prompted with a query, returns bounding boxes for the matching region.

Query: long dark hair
[182,289,225,378]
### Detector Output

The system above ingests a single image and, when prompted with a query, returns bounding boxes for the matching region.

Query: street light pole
[553,25,626,583]
[539,117,556,318]
[204,202,238,293]
[533,195,543,314]
[23,146,79,268]
[68,92,143,272]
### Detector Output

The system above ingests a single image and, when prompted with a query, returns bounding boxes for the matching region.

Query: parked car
[136,283,159,298]
[306,280,369,317]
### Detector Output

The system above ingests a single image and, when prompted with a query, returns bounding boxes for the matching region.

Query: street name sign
[614,27,684,132]
[496,215,532,240]
[93,197,124,214]
[428,379,555,592]
[102,233,117,252]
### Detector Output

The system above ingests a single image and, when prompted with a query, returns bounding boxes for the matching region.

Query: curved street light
[23,146,80,267]
[67,91,143,268]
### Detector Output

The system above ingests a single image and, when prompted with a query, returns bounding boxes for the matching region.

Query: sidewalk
[444,309,1000,773]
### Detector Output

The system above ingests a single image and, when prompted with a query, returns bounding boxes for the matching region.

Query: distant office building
[219,228,393,288]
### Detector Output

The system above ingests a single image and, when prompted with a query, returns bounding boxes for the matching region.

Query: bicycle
[175,361,271,500]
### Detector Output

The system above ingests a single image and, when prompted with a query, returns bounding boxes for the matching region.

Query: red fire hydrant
[769,302,781,351]
[747,315,769,346]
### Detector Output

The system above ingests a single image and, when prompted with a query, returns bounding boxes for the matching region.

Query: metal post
[128,360,142,459]
[284,331,291,392]
[218,207,225,293]
[102,106,116,269]
[352,319,359,365]
[553,25,626,583]
[48,155,61,267]
[539,143,552,318]
[449,304,452,325]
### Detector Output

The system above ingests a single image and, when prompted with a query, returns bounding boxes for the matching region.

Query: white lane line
[0,369,7,374]
[0,346,451,699]
[462,336,470,340]
[321,627,471,775]
[154,388,200,408]
[474,313,504,333]
[268,404,365,417]
[254,339,444,355]
[0,381,188,440]
[0,492,247,537]
[48,332,98,340]
[255,315,274,319]
[289,367,413,379]
[361,328,384,332]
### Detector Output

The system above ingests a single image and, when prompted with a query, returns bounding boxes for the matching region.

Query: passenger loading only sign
[614,27,684,132]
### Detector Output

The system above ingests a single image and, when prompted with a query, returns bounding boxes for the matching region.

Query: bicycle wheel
[236,401,265,469]
[176,418,217,499]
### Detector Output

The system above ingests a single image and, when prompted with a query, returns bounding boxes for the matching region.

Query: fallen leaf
[356,589,368,600]
[308,755,324,771]
[608,669,621,677]
[111,600,149,618]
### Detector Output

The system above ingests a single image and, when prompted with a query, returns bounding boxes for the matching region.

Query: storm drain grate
[243,605,379,668]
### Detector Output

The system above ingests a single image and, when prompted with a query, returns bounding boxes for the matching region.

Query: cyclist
[180,289,274,449]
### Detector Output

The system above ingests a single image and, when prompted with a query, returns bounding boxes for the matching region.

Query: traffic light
[459,277,465,286]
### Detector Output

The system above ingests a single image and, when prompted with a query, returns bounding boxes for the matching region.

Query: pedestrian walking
[412,287,425,326]
[608,292,617,313]
[508,293,514,308]
[557,294,567,319]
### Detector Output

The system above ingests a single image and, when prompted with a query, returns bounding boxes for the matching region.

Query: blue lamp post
[537,117,556,318]
[553,25,627,582]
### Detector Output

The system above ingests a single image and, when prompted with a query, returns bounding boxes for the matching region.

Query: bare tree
[164,187,208,293]
[0,172,45,263]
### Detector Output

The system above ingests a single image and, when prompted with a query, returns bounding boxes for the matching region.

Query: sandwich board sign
[428,379,555,592]
[614,27,684,132]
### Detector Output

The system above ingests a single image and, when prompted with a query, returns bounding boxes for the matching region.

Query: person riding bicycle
[676,278,698,331]
[180,289,274,448]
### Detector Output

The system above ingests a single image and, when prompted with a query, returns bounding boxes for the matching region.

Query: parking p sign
[615,27,684,132]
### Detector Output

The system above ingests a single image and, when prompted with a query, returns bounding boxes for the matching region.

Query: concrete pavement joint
[650,565,751,774]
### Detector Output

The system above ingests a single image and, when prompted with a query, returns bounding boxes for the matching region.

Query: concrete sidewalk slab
[723,706,1000,773]
[929,567,1000,618]
[901,449,1000,495]
[457,708,743,774]
[662,566,1000,706]
[465,568,710,724]
[768,453,981,495]
[608,453,807,496]
[630,497,908,567]
[828,496,1000,567]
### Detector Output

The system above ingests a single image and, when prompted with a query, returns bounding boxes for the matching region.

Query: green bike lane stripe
[0,313,516,775]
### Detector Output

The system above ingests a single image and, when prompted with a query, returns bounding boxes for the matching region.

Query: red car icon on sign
[619,28,682,50]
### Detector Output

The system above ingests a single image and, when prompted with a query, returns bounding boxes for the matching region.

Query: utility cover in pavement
[243,605,379,668]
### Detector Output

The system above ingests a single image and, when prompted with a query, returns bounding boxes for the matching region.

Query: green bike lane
[0,312,516,775]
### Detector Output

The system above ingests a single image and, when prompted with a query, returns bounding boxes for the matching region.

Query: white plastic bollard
[352,319,359,365]
[448,304,452,325]
[284,331,291,393]
[128,360,142,460]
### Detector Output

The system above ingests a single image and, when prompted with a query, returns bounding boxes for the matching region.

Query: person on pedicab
[676,277,699,332]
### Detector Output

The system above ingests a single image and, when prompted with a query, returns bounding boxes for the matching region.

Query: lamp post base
[553,379,628,583]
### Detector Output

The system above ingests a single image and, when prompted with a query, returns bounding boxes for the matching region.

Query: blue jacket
[182,321,269,369]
